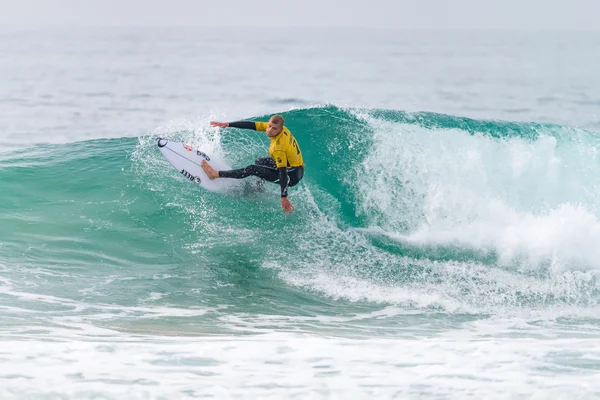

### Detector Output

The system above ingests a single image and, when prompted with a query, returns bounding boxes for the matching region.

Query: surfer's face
[266,120,283,137]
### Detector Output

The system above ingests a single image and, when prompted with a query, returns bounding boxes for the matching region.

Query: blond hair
[270,114,285,126]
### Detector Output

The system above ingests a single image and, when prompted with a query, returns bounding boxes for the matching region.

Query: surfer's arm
[228,121,258,130]
[278,167,289,198]
[210,121,258,130]
[210,121,270,132]
[279,167,294,214]
[273,150,290,198]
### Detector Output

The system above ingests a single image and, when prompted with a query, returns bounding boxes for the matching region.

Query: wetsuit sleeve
[273,150,289,197]
[254,122,268,131]
[228,121,257,130]
[278,167,289,198]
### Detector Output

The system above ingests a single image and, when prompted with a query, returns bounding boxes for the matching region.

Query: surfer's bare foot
[202,160,219,180]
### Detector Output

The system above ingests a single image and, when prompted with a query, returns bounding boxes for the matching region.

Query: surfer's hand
[281,197,294,215]
[210,121,229,128]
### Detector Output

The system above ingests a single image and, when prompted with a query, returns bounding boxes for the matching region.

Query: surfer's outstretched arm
[210,121,257,130]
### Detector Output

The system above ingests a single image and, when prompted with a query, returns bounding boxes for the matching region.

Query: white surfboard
[156,137,234,192]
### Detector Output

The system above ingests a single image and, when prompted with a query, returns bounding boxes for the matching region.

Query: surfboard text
[180,169,201,184]
[196,151,210,161]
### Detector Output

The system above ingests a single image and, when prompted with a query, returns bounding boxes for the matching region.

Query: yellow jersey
[255,122,304,169]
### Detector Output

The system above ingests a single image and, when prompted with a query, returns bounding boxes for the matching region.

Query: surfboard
[156,137,234,192]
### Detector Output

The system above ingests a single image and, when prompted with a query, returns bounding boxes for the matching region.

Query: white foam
[354,112,600,273]
[0,331,599,399]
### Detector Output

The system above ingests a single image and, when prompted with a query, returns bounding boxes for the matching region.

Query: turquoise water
[2,27,600,399]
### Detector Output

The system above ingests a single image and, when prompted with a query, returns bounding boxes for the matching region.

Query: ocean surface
[2,26,600,399]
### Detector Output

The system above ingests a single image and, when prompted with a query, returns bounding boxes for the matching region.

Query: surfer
[201,115,304,215]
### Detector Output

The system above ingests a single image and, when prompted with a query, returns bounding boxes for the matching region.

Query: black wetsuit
[218,121,305,198]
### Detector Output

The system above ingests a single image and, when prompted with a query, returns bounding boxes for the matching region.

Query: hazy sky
[1,0,599,31]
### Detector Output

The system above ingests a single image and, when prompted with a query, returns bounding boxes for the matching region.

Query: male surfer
[202,114,304,215]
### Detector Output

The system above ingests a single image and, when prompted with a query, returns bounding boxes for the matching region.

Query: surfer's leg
[201,160,221,179]
[255,157,276,168]
[218,164,279,182]
[254,158,277,192]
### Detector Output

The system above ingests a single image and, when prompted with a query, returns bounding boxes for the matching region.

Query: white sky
[0,0,599,30]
